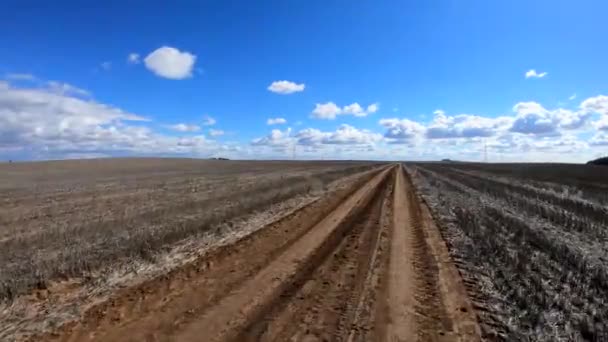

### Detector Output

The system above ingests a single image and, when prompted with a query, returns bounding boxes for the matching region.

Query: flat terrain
[0,159,480,341]
[8,159,605,341]
[410,162,608,341]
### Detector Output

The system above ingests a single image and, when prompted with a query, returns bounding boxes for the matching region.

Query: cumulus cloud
[128,53,140,64]
[294,128,326,146]
[144,46,196,80]
[581,95,608,116]
[209,129,224,137]
[267,80,305,94]
[311,102,342,119]
[267,117,287,125]
[321,124,382,145]
[0,82,147,152]
[253,125,381,149]
[590,133,608,146]
[427,112,513,139]
[311,102,379,119]
[251,128,293,147]
[166,123,201,132]
[379,118,425,142]
[595,116,608,131]
[343,103,365,116]
[202,116,216,126]
[569,94,577,101]
[0,81,233,159]
[525,69,548,79]
[510,102,591,134]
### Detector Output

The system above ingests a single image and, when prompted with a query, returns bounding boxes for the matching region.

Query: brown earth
[35,164,480,342]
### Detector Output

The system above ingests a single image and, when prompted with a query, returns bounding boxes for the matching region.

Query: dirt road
[45,165,480,342]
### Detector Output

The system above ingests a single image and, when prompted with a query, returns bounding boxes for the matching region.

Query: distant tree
[587,157,608,166]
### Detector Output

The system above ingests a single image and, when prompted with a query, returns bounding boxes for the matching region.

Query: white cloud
[267,117,287,125]
[311,102,342,119]
[343,103,365,116]
[267,80,305,94]
[590,132,608,146]
[128,53,140,64]
[47,81,90,97]
[311,102,379,119]
[0,81,239,159]
[253,125,381,149]
[202,116,216,126]
[3,75,606,163]
[569,94,577,101]
[0,83,148,152]
[5,73,35,81]
[379,118,425,142]
[425,112,513,139]
[209,129,224,137]
[144,46,196,80]
[166,123,201,132]
[100,61,112,70]
[525,69,548,79]
[510,101,591,134]
[510,102,555,134]
[581,95,608,116]
[367,103,379,114]
[251,128,293,147]
[322,124,382,145]
[294,128,327,146]
[595,116,608,131]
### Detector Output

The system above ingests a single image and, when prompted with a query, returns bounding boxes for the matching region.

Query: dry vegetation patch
[408,162,608,341]
[0,159,381,304]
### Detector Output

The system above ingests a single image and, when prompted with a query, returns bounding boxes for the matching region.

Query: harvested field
[0,159,481,341]
[409,162,608,341]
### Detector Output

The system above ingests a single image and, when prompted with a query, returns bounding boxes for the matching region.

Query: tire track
[237,171,394,342]
[170,167,392,342]
[40,164,482,342]
[41,167,389,342]
[387,165,481,341]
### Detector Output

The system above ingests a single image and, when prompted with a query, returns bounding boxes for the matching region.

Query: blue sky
[1,1,608,162]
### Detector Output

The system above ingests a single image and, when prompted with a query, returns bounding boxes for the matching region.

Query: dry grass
[408,162,608,341]
[0,158,381,302]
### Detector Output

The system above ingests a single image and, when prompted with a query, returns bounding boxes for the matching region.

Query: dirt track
[44,165,480,342]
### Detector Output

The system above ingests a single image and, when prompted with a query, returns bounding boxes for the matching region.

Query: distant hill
[587,157,608,166]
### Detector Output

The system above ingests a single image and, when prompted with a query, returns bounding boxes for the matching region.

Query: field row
[410,163,608,341]
[6,164,480,341]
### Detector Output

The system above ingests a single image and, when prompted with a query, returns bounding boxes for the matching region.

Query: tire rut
[406,176,452,340]
[39,164,483,342]
[238,172,394,342]
[42,167,388,342]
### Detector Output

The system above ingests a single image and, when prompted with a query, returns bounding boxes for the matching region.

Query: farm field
[409,162,608,341]
[0,159,481,341]
[2,158,606,341]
